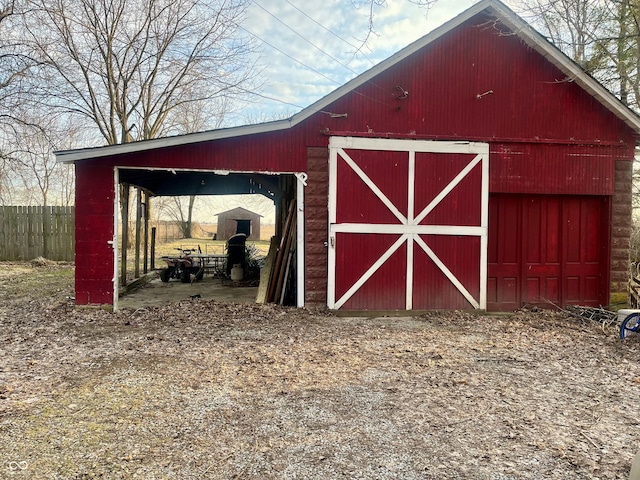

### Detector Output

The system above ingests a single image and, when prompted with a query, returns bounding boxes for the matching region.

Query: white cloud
[238,0,479,122]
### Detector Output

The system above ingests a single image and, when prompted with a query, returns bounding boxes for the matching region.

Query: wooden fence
[0,206,74,261]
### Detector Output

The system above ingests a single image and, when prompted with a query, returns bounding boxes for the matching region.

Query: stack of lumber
[256,199,297,305]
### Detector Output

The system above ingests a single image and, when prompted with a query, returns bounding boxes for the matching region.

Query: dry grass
[122,237,272,281]
[1,262,640,479]
[151,238,271,258]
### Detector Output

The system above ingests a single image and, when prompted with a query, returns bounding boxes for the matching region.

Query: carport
[57,120,310,310]
[115,167,301,308]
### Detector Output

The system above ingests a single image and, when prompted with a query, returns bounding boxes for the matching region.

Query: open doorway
[114,168,305,310]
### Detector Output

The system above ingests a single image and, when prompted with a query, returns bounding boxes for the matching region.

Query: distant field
[152,238,271,259]
[143,222,275,243]
[261,224,275,240]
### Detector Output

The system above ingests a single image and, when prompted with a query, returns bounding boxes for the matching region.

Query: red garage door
[488,194,609,311]
[327,137,489,310]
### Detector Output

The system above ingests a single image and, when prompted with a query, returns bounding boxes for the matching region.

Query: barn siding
[111,126,310,173]
[90,14,637,176]
[299,14,635,146]
[488,143,626,195]
[75,161,116,305]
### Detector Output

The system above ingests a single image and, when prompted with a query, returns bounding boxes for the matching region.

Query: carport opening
[114,168,301,310]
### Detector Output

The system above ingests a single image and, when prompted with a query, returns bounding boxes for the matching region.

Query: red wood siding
[108,126,311,173]
[75,161,115,305]
[488,194,609,311]
[82,13,637,177]
[489,143,626,195]
[304,13,637,146]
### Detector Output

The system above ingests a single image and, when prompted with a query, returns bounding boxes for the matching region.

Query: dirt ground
[118,274,259,310]
[1,261,640,479]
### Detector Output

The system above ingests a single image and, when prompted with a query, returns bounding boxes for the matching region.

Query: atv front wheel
[160,268,173,283]
[180,269,191,283]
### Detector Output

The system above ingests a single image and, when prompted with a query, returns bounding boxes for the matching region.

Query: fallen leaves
[0,262,640,479]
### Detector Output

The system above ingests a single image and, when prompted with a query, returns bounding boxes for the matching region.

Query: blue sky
[200,0,481,222]
[237,0,478,122]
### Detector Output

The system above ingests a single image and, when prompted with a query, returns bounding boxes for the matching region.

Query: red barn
[57,0,640,312]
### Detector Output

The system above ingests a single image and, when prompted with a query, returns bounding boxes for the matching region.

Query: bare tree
[513,0,640,109]
[353,0,440,52]
[22,0,260,145]
[514,0,606,66]
[161,196,197,239]
[11,126,56,206]
[9,114,76,206]
[0,1,38,136]
[0,0,41,199]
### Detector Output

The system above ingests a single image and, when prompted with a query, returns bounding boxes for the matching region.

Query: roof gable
[56,0,640,163]
[216,207,263,218]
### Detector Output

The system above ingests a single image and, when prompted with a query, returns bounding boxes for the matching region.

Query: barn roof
[55,0,640,164]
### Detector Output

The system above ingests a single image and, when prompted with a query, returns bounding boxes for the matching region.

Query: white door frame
[327,136,489,310]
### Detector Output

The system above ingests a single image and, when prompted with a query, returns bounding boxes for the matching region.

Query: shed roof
[216,207,263,218]
[55,0,640,164]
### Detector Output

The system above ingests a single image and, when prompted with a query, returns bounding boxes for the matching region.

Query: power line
[251,0,362,77]
[280,0,377,66]
[237,2,397,113]
[237,24,343,87]
[236,88,307,111]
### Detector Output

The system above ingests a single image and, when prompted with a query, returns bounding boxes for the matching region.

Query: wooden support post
[151,227,156,271]
[143,192,149,274]
[275,199,283,238]
[134,188,142,278]
[120,183,130,287]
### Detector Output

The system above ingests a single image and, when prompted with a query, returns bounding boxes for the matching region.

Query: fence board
[0,206,74,261]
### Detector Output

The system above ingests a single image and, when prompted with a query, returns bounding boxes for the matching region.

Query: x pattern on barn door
[327,137,489,310]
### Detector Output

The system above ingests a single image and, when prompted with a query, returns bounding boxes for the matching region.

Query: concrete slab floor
[118,275,258,310]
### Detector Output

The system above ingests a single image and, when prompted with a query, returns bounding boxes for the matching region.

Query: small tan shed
[216,207,262,241]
